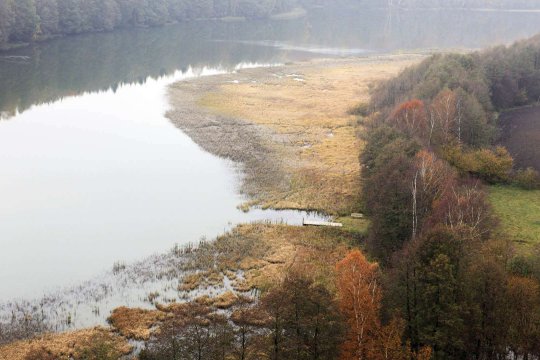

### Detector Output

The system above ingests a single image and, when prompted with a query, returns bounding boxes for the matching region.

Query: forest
[4,0,540,50]
[0,0,298,48]
[359,34,540,358]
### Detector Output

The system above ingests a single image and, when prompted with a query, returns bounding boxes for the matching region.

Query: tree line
[302,0,540,10]
[359,34,540,358]
[384,0,540,9]
[0,0,297,48]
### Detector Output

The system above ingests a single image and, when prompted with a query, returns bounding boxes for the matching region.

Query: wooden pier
[302,219,343,227]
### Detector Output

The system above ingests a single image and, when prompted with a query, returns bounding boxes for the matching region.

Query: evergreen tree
[10,0,38,42]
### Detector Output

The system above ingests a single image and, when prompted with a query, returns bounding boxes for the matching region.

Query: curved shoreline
[167,54,426,214]
[0,54,425,358]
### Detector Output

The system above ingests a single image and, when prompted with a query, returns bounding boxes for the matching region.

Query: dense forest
[359,34,540,358]
[0,0,298,48]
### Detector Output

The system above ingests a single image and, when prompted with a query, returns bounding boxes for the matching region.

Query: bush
[513,167,540,190]
[348,102,370,117]
[443,145,513,183]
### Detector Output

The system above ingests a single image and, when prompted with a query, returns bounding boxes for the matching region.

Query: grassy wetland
[0,54,422,359]
[168,55,424,214]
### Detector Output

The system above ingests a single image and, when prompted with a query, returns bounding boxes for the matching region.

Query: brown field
[499,105,540,171]
[168,55,425,214]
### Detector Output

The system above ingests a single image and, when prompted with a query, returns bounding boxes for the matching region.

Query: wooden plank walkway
[302,219,343,227]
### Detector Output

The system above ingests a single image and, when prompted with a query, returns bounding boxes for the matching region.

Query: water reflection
[0,64,331,301]
[2,8,540,118]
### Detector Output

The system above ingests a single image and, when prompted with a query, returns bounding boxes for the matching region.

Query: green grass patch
[489,185,540,252]
[335,217,370,236]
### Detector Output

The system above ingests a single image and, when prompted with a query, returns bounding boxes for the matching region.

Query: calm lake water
[1,8,540,303]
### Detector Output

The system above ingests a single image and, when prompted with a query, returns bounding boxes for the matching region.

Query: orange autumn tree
[336,250,381,360]
[336,250,432,360]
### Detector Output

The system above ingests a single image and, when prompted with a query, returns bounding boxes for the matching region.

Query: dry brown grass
[178,273,204,291]
[171,222,359,294]
[212,291,240,309]
[195,56,424,213]
[0,327,131,360]
[108,306,165,341]
[205,223,358,292]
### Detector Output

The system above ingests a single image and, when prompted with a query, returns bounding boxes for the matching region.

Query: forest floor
[167,54,425,214]
[0,54,424,359]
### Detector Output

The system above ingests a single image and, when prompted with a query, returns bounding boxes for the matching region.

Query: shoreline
[0,53,425,358]
[167,54,426,214]
[0,8,307,54]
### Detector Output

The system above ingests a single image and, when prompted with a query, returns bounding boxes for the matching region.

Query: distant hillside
[0,0,298,49]
[301,0,540,9]
[3,0,540,50]
[388,0,540,9]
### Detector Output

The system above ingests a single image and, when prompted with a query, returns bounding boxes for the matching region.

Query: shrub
[348,102,370,117]
[443,145,513,183]
[513,167,540,190]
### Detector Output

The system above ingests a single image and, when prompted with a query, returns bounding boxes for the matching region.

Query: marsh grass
[170,56,425,214]
[0,328,131,360]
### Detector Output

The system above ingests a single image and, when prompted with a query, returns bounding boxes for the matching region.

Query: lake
[1,7,540,312]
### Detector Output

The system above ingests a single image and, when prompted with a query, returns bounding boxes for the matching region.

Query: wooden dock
[302,219,343,227]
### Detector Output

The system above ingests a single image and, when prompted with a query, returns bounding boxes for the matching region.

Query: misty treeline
[359,34,540,358]
[0,0,297,47]
[383,0,540,9]
[4,0,540,50]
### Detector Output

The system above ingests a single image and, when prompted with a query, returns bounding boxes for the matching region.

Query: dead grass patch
[0,328,131,360]
[108,307,164,341]
[183,223,359,293]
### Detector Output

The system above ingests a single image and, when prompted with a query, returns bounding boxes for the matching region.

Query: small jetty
[302,219,343,227]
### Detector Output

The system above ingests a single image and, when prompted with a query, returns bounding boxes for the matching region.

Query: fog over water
[1,7,540,302]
